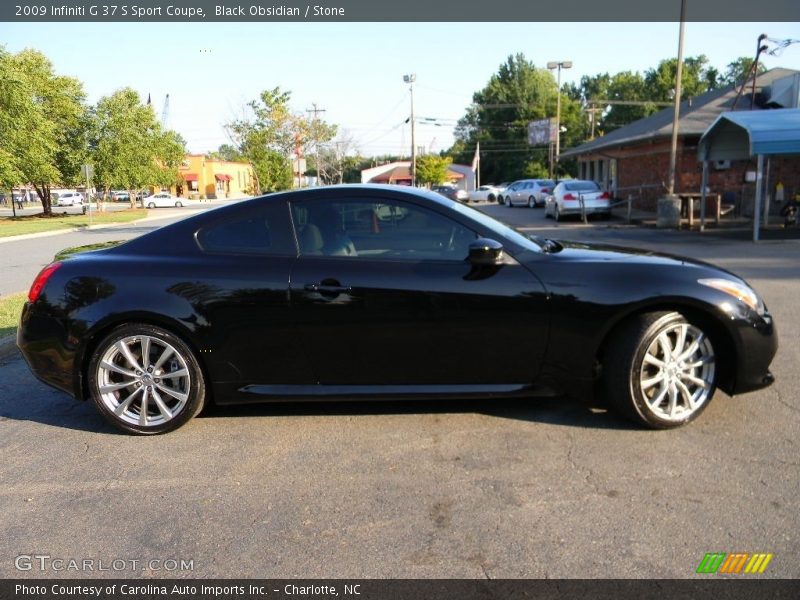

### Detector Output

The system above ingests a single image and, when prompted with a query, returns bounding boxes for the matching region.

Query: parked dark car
[18,185,777,434]
[431,184,469,203]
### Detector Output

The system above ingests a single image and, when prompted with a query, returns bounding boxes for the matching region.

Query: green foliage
[416,154,452,186]
[90,87,186,201]
[226,87,336,192]
[721,57,767,86]
[0,48,88,215]
[451,53,583,182]
[209,144,246,162]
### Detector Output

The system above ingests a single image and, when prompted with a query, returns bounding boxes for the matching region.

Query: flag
[471,142,480,172]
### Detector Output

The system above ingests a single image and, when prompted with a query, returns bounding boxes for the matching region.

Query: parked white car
[502,179,556,208]
[144,193,186,208]
[544,180,611,221]
[55,191,84,207]
[467,185,500,203]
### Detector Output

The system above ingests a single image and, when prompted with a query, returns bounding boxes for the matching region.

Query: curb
[0,334,18,361]
[0,208,208,245]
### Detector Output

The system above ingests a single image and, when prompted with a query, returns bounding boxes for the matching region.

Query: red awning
[183,173,198,181]
[214,174,232,181]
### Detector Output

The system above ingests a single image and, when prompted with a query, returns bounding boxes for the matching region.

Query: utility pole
[306,103,326,186]
[403,74,417,186]
[547,61,572,176]
[666,0,686,195]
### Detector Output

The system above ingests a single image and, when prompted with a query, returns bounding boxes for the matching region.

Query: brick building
[560,68,800,215]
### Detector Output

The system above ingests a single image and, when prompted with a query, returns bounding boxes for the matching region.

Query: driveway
[0,205,797,579]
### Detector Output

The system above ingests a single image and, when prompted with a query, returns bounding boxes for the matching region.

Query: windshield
[446,200,545,252]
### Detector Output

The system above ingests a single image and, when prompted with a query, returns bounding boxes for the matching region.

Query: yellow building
[174,154,255,199]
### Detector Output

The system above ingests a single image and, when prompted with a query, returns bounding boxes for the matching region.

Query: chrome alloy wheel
[96,335,191,427]
[638,322,715,421]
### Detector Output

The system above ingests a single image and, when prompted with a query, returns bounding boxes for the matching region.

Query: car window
[197,201,296,256]
[291,197,477,261]
[565,181,600,192]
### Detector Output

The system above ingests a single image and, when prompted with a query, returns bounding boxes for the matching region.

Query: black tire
[527,196,535,208]
[554,205,561,222]
[148,202,155,209]
[88,323,206,435]
[175,201,183,207]
[602,311,717,429]
[506,196,513,208]
[488,194,495,202]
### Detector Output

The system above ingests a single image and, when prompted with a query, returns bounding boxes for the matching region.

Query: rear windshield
[565,181,600,192]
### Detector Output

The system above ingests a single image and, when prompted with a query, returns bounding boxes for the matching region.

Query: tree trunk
[33,183,52,216]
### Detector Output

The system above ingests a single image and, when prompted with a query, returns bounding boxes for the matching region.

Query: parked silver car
[502,179,556,208]
[544,180,611,221]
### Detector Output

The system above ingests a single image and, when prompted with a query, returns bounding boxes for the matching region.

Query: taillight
[28,262,62,302]
[563,193,576,200]
[599,192,610,199]
[541,188,550,194]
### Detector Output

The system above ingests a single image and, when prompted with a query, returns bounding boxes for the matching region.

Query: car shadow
[0,388,637,435]
[198,395,638,431]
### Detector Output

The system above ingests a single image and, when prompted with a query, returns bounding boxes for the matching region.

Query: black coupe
[18,185,777,434]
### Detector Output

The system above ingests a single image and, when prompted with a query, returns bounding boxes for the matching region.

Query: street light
[547,60,572,175]
[403,73,416,186]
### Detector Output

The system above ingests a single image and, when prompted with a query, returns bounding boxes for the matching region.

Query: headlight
[698,278,765,315]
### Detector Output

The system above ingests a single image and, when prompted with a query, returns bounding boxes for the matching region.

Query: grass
[0,292,26,339]
[0,209,147,238]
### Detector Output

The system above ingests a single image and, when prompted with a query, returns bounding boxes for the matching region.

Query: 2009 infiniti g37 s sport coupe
[18,185,777,434]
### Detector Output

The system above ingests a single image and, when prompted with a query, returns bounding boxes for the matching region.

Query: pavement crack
[773,386,800,414]
[566,430,601,495]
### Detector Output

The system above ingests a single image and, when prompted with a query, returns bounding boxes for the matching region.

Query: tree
[226,87,335,192]
[415,154,452,186]
[721,56,767,87]
[316,131,358,185]
[90,88,186,205]
[208,143,246,162]
[0,48,88,215]
[450,53,583,182]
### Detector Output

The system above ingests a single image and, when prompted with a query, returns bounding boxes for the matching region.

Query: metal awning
[697,108,800,241]
[698,108,800,161]
[214,174,232,181]
[183,173,198,181]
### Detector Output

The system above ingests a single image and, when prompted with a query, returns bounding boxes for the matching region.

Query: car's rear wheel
[506,197,513,208]
[88,324,205,435]
[554,204,561,221]
[603,311,717,429]
[527,196,535,208]
[148,202,155,209]
[488,194,495,202]
[175,201,183,207]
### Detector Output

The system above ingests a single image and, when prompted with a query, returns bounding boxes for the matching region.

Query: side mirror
[468,238,504,266]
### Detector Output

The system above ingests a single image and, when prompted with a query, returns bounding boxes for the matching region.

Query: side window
[291,198,477,261]
[197,201,296,256]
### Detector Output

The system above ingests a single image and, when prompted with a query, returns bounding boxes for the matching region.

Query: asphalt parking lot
[0,202,798,579]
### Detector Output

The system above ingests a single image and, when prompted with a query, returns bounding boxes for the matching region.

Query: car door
[192,199,311,391]
[288,192,549,387]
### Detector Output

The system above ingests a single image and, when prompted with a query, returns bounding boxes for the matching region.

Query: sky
[2,21,799,158]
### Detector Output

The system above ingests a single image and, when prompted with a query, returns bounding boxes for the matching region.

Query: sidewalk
[610,205,800,241]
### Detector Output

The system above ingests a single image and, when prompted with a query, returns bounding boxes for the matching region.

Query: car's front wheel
[148,202,156,209]
[88,324,206,435]
[175,201,183,207]
[603,311,717,429]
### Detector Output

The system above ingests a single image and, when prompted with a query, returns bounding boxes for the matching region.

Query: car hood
[543,239,741,279]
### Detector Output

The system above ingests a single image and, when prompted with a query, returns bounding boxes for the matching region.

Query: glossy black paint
[18,185,777,410]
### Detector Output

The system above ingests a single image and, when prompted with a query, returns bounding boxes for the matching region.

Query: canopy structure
[698,109,800,240]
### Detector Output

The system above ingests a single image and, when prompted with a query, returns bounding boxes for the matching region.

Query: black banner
[2,580,800,600]
[2,0,800,22]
